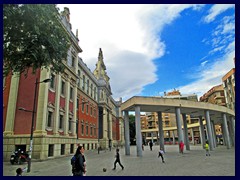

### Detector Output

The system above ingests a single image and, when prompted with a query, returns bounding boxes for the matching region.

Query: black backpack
[71,155,80,173]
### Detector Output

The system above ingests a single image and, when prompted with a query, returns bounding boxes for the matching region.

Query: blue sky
[57,4,235,101]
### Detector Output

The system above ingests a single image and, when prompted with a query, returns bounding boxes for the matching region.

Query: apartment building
[141,90,201,145]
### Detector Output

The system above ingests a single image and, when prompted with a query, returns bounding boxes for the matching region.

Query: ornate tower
[93,48,113,149]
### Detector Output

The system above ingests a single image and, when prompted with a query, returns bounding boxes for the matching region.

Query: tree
[3,4,71,77]
[129,115,136,145]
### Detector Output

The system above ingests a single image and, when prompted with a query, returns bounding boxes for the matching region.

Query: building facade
[222,67,235,111]
[141,90,203,145]
[199,84,226,106]
[3,7,124,161]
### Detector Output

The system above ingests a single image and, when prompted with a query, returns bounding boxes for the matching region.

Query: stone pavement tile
[3,145,235,176]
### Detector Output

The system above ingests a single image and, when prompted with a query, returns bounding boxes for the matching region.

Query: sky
[57,4,235,102]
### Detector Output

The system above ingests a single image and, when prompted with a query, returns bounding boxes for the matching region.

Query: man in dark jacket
[73,146,85,176]
[149,141,153,151]
[112,148,124,170]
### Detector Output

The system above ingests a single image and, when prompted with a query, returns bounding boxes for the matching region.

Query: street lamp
[18,78,51,173]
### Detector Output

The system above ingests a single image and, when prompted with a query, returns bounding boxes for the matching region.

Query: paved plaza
[3,144,235,176]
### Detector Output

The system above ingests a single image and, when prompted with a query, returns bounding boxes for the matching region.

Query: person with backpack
[71,146,85,176]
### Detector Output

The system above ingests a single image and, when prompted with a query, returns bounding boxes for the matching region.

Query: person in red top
[179,141,184,154]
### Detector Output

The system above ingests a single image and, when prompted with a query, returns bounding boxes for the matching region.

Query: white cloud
[57,4,234,103]
[204,4,235,23]
[57,4,201,101]
[201,60,208,66]
[177,50,235,100]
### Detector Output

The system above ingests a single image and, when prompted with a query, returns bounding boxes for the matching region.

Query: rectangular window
[90,107,92,116]
[94,87,96,100]
[61,81,65,95]
[82,101,85,112]
[86,124,88,136]
[70,144,74,154]
[47,112,52,127]
[69,118,72,131]
[90,84,93,97]
[77,70,81,87]
[59,115,63,129]
[86,104,89,114]
[82,75,85,90]
[87,80,89,94]
[81,122,84,135]
[77,98,79,110]
[90,126,92,136]
[70,87,73,100]
[71,55,75,68]
[61,144,65,155]
[48,144,54,157]
[50,74,55,89]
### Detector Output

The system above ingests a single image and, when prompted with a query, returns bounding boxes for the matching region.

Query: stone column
[135,106,142,157]
[124,111,130,155]
[182,113,190,150]
[109,112,113,142]
[53,74,61,135]
[3,73,20,136]
[204,110,214,151]
[157,111,165,152]
[64,78,70,136]
[231,117,235,137]
[230,116,235,147]
[222,113,231,149]
[211,121,217,148]
[103,108,108,149]
[72,84,78,137]
[198,116,206,149]
[175,107,184,152]
[35,68,50,136]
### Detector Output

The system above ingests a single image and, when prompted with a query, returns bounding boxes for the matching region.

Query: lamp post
[18,78,51,173]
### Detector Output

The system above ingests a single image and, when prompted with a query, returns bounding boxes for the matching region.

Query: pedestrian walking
[179,141,184,154]
[205,141,210,156]
[158,148,165,163]
[142,144,144,151]
[149,141,153,151]
[112,148,124,170]
[72,146,85,176]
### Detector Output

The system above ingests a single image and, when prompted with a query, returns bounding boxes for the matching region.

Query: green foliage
[3,4,71,77]
[129,115,136,141]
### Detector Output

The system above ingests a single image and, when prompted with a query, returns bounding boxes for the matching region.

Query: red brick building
[3,7,124,161]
